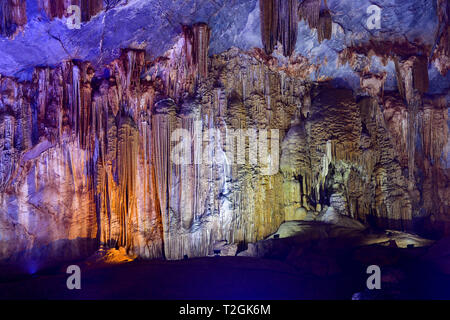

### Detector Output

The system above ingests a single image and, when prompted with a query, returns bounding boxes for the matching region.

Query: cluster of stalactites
[91,49,160,253]
[111,48,147,113]
[182,22,211,79]
[29,48,158,153]
[0,0,26,38]
[298,0,332,43]
[433,0,449,75]
[140,22,210,103]
[38,0,103,22]
[259,0,298,56]
[30,60,96,150]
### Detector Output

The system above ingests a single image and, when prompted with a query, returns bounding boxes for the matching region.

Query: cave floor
[0,257,342,299]
[0,253,449,300]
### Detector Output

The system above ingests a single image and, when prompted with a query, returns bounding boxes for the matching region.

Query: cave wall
[0,0,449,269]
[0,0,26,38]
[1,41,448,267]
[38,0,103,21]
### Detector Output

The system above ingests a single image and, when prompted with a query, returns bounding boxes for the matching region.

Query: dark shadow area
[0,237,98,283]
[0,236,449,300]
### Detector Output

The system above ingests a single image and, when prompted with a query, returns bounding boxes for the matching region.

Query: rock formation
[0,0,448,272]
[260,0,298,56]
[39,0,103,21]
[0,0,26,38]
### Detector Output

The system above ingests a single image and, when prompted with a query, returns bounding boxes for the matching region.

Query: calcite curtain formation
[338,42,449,234]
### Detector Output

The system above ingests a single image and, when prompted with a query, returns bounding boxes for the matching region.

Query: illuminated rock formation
[298,0,332,43]
[0,0,448,271]
[281,89,414,230]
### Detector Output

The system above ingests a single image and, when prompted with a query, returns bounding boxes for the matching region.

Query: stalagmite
[259,0,277,56]
[0,15,449,269]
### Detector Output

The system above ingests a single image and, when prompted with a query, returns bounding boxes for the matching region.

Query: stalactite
[260,0,297,56]
[39,0,65,19]
[182,25,195,69]
[32,66,66,144]
[299,0,332,43]
[259,0,277,56]
[39,0,103,22]
[1,21,449,268]
[145,23,210,102]
[383,93,449,233]
[70,62,95,149]
[110,49,146,117]
[0,114,15,189]
[298,0,320,30]
[92,50,163,257]
[317,8,332,43]
[192,23,211,79]
[393,56,425,191]
[0,0,26,38]
[360,72,387,99]
[278,0,298,57]
[413,56,429,93]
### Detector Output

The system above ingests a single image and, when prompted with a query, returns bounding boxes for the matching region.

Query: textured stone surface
[0,0,447,93]
[0,0,448,271]
[0,0,27,38]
